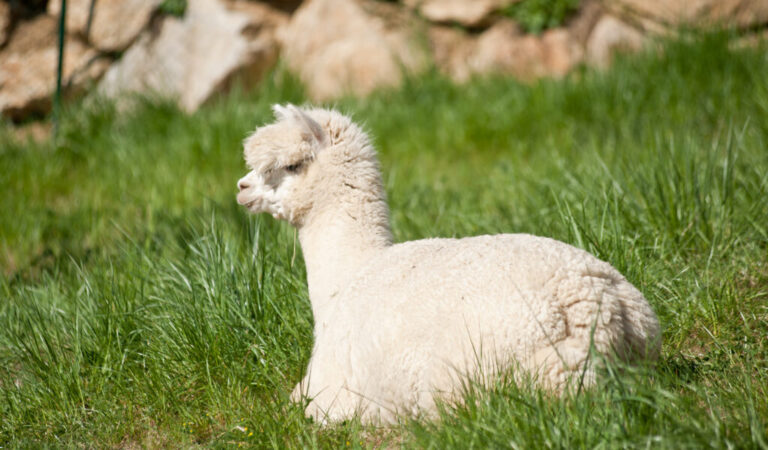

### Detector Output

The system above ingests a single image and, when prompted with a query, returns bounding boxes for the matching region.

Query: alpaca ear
[272,103,328,147]
[272,104,292,121]
[288,105,328,147]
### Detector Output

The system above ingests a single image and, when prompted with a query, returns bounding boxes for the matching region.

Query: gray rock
[409,0,520,28]
[0,15,110,120]
[280,0,427,101]
[48,0,162,53]
[430,20,583,82]
[99,0,285,112]
[608,0,768,30]
[586,14,646,69]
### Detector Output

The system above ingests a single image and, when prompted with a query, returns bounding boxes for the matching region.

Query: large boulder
[608,0,768,30]
[99,0,285,112]
[406,0,520,28]
[586,14,646,68]
[0,15,110,120]
[431,20,583,82]
[48,0,162,53]
[280,0,427,101]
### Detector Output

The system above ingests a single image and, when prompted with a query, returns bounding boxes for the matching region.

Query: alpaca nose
[238,178,251,191]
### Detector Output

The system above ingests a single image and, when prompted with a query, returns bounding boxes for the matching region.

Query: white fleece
[236,105,661,424]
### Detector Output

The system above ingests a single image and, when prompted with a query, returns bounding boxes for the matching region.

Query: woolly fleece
[236,105,661,424]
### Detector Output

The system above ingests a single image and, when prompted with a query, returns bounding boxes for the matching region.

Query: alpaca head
[237,105,330,225]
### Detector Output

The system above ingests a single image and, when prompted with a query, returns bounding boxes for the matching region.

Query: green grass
[1,35,767,447]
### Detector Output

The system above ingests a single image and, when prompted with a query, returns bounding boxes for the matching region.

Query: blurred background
[2,0,766,125]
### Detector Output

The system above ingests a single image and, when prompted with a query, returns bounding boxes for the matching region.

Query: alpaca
[236,104,661,424]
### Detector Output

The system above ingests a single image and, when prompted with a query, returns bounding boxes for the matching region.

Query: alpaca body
[236,105,661,424]
[295,234,658,423]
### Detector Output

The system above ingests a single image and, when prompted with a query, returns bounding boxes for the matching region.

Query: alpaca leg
[304,386,364,424]
[291,377,351,423]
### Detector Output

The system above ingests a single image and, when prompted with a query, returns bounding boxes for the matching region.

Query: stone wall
[1,0,766,121]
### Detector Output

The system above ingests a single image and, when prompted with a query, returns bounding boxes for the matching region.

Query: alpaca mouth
[236,191,254,206]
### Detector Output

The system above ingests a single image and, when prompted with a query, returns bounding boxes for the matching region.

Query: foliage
[158,0,187,17]
[1,35,767,447]
[501,0,581,33]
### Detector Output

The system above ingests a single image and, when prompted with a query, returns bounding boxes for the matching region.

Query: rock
[567,0,604,46]
[280,0,427,101]
[0,15,110,121]
[48,0,162,52]
[609,0,768,30]
[1,1,11,47]
[539,28,584,77]
[411,0,519,28]
[47,0,90,37]
[431,20,583,82]
[472,22,583,80]
[586,15,646,68]
[99,0,285,112]
[428,26,475,81]
[470,21,541,80]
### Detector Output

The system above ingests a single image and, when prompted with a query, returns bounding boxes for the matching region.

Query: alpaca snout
[236,176,254,206]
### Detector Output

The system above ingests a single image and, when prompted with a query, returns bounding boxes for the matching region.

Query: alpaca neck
[298,183,392,327]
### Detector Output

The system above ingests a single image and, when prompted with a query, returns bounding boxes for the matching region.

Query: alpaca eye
[285,162,303,173]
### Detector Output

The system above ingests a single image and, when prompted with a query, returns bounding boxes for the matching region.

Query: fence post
[53,0,67,139]
[85,0,97,39]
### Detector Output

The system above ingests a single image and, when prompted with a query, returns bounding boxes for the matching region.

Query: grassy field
[1,34,767,448]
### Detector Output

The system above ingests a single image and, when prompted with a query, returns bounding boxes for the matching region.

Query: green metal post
[85,0,97,39]
[53,0,67,138]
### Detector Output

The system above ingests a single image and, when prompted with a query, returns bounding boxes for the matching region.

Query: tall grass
[1,35,767,447]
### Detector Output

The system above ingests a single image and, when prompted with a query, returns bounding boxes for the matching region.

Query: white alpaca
[236,105,661,424]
